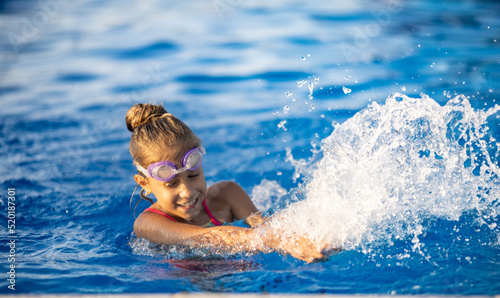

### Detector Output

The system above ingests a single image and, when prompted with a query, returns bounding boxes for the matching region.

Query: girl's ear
[134,175,149,188]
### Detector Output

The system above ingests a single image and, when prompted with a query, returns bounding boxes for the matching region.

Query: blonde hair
[126,103,201,168]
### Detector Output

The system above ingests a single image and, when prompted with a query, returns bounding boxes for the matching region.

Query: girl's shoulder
[206,181,235,208]
[207,181,242,202]
[207,181,258,221]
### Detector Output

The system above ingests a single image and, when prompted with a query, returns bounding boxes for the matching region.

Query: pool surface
[0,0,499,294]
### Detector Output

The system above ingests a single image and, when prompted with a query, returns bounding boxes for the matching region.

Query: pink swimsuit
[145,199,223,226]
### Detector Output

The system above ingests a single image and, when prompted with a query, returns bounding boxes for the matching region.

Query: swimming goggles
[134,147,206,182]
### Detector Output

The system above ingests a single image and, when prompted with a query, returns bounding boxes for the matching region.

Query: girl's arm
[134,181,334,262]
[188,222,331,263]
[134,214,329,262]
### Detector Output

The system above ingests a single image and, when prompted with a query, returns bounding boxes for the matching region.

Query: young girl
[127,103,331,262]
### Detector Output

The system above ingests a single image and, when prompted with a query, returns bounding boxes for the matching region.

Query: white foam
[264,93,500,251]
[251,179,287,211]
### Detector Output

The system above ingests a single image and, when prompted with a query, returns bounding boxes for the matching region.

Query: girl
[127,103,331,262]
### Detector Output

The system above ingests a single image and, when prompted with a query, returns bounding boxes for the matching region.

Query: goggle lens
[152,162,177,181]
[183,148,203,170]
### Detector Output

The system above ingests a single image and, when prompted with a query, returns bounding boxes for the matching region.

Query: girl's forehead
[156,142,198,163]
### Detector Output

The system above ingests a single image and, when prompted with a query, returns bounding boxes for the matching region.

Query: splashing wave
[269,93,500,251]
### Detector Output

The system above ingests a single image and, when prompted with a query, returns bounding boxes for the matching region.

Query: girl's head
[126,103,207,219]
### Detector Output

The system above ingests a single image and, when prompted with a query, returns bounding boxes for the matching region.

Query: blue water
[1,0,499,294]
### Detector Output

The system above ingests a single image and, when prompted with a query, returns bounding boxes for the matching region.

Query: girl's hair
[126,103,201,166]
[126,103,201,207]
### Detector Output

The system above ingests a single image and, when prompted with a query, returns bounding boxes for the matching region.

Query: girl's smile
[177,196,200,209]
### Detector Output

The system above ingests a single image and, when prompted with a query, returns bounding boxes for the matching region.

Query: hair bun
[125,103,168,132]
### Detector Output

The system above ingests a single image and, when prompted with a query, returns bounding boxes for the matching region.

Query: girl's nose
[179,179,195,198]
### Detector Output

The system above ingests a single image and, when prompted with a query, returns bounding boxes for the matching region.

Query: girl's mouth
[177,197,199,209]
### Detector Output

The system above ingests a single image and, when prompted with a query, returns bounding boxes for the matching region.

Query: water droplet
[285,91,293,97]
[277,120,287,131]
[283,105,290,112]
[343,86,352,94]
[297,80,306,88]
[401,86,406,91]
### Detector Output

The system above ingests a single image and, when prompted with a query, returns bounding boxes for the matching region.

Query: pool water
[0,0,499,294]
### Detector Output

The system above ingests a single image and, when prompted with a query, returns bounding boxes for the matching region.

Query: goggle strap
[173,166,188,175]
[134,163,150,177]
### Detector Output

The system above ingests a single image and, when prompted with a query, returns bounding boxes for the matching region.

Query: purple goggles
[134,147,206,182]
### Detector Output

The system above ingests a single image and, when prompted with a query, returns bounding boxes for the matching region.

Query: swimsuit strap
[202,199,223,226]
[145,199,222,226]
[144,207,177,222]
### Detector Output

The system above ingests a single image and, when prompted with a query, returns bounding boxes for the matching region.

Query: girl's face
[139,146,208,222]
[147,166,207,221]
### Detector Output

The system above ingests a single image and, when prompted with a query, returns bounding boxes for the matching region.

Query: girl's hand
[244,211,266,227]
[260,229,340,263]
[281,235,337,263]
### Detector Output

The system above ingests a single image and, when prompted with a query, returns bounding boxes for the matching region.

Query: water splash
[267,93,500,252]
[251,179,287,211]
[285,142,323,183]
